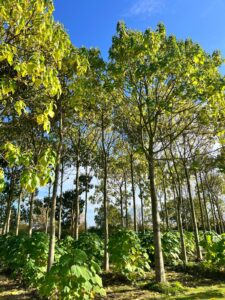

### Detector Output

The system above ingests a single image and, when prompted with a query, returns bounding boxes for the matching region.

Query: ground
[0,274,38,300]
[103,270,225,300]
[0,269,224,299]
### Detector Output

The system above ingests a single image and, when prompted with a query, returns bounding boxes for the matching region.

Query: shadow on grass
[176,289,225,299]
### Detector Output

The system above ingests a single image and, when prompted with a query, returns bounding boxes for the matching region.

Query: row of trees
[0,0,225,283]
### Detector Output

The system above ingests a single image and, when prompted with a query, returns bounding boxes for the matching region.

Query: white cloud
[125,0,164,18]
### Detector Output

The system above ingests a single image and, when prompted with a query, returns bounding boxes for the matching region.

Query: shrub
[108,229,150,280]
[184,231,196,259]
[40,249,106,300]
[0,232,49,287]
[139,231,182,266]
[73,232,104,266]
[162,231,182,265]
[200,232,225,270]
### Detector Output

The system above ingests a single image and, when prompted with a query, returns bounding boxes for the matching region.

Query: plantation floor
[103,269,225,300]
[0,270,224,299]
[0,273,39,300]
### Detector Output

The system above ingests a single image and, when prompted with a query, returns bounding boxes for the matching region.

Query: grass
[101,269,225,300]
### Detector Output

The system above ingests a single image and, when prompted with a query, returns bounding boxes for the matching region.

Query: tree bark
[199,172,211,231]
[174,186,188,266]
[16,190,22,236]
[47,104,63,272]
[58,160,64,240]
[124,173,128,228]
[162,176,169,231]
[28,193,35,237]
[119,182,124,227]
[3,174,15,234]
[194,171,205,234]
[130,153,137,232]
[84,166,88,232]
[166,146,187,265]
[102,113,109,272]
[139,180,145,232]
[45,184,51,234]
[205,174,221,232]
[74,129,81,240]
[184,163,202,260]
[148,150,166,283]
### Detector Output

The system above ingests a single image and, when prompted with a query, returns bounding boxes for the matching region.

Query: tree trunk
[16,190,22,236]
[45,208,49,234]
[119,182,124,227]
[194,171,205,234]
[3,174,15,234]
[214,196,224,233]
[102,113,109,272]
[148,151,166,283]
[84,166,88,232]
[45,184,51,234]
[173,186,188,266]
[166,147,187,266]
[74,162,80,240]
[47,104,63,272]
[205,174,218,231]
[28,193,35,237]
[74,129,81,241]
[139,181,145,232]
[130,153,137,232]
[199,172,211,231]
[124,173,128,228]
[184,163,202,260]
[162,176,169,231]
[58,161,64,240]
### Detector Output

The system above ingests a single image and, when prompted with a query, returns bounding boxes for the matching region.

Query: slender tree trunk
[194,171,205,233]
[74,161,80,240]
[173,186,188,266]
[165,146,187,265]
[209,194,217,231]
[162,176,169,231]
[45,184,51,234]
[184,163,202,260]
[119,182,124,227]
[74,162,80,240]
[124,173,128,228]
[58,160,64,240]
[45,208,49,234]
[139,181,145,232]
[16,190,22,236]
[212,196,222,234]
[130,153,137,232]
[159,193,165,230]
[214,196,224,233]
[74,129,81,240]
[102,113,109,272]
[148,149,166,283]
[84,166,88,232]
[47,104,63,272]
[3,174,15,234]
[199,172,211,231]
[205,174,217,231]
[28,193,35,237]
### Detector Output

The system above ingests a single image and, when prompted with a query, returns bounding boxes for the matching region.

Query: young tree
[109,22,224,282]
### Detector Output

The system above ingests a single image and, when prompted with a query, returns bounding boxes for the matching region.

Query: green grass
[173,284,225,300]
[102,269,225,299]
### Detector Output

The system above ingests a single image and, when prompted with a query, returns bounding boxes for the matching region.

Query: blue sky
[53,0,225,65]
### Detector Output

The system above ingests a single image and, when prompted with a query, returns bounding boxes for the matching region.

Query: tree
[109,22,224,282]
